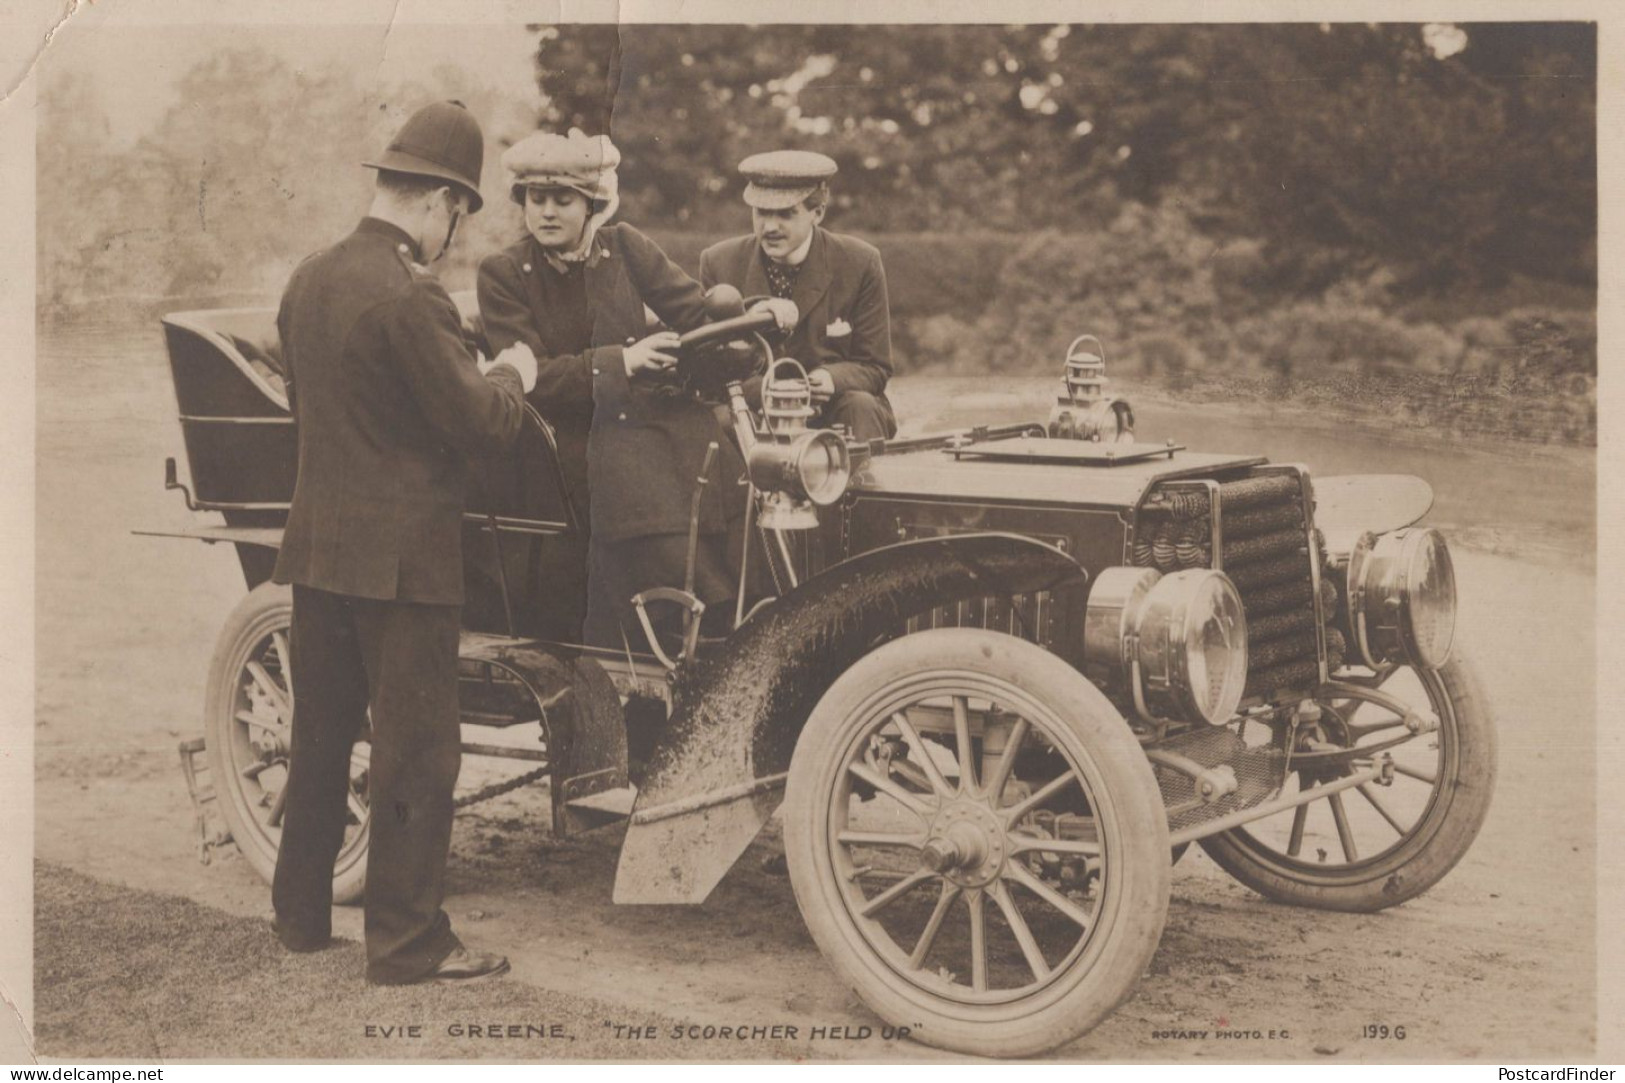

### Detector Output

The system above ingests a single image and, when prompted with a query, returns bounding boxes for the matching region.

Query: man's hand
[624,331,682,378]
[481,342,538,393]
[749,297,799,334]
[806,367,835,403]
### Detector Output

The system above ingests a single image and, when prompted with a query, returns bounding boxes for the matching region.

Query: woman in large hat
[477,130,769,651]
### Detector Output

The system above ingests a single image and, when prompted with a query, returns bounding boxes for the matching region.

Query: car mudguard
[1313,474,1435,555]
[458,634,628,835]
[613,532,1085,904]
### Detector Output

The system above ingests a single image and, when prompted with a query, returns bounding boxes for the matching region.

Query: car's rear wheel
[1200,656,1494,911]
[205,582,370,904]
[784,629,1170,1057]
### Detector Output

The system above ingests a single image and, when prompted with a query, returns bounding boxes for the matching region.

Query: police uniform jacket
[273,217,525,605]
[699,227,893,405]
[477,222,740,543]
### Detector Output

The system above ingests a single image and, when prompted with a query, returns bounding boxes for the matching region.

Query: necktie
[765,258,799,300]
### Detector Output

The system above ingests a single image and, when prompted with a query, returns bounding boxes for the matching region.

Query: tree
[526,23,1596,294]
[37,70,118,306]
[134,48,373,295]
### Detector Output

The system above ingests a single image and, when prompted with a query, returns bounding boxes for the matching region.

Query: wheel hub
[243,684,288,760]
[922,800,1006,888]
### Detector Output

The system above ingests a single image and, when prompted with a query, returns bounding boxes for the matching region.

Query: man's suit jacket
[699,227,893,403]
[273,217,524,605]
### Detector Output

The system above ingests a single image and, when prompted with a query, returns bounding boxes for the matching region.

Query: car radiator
[904,592,1055,646]
[1136,472,1346,705]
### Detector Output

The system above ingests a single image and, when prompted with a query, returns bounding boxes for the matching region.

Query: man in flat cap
[700,150,897,442]
[271,100,537,985]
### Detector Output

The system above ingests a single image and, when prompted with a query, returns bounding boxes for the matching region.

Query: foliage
[39,24,1595,306]
[917,204,1225,374]
[34,25,1595,446]
[35,70,118,308]
[647,229,1021,325]
[39,51,368,306]
[36,49,532,309]
[530,23,1595,293]
[869,201,1595,444]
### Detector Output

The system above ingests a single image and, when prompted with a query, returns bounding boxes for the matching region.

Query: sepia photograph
[2,0,1612,1066]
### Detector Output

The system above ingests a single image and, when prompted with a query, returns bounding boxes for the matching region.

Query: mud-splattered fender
[613,532,1085,903]
[458,634,627,836]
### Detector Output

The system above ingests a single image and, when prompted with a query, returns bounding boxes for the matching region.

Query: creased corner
[2,0,83,112]
[606,2,625,131]
[0,977,38,1064]
[374,0,404,83]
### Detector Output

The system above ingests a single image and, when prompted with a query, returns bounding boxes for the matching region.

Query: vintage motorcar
[150,304,1494,1057]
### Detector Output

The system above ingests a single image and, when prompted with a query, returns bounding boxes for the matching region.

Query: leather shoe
[422,945,510,984]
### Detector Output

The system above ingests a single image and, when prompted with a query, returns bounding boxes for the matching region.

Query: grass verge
[32,862,801,1062]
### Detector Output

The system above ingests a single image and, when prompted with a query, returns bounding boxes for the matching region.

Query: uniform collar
[358,217,422,262]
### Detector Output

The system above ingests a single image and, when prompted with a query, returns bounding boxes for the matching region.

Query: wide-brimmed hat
[363,100,486,213]
[503,129,621,206]
[739,150,837,210]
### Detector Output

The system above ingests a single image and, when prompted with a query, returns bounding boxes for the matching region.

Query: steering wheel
[676,309,779,352]
[674,309,779,393]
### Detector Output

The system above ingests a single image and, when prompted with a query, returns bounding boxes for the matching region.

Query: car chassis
[149,305,1495,1057]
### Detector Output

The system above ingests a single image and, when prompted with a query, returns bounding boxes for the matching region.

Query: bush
[646,228,1026,374]
[645,229,1022,327]
[644,231,714,278]
[875,203,1596,446]
[944,203,1229,374]
[649,214,1595,446]
[874,232,1024,325]
[1500,308,1596,383]
[1225,300,1464,379]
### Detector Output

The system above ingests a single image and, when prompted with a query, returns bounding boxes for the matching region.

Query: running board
[563,783,638,833]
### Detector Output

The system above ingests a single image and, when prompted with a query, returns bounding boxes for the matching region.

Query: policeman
[271,101,539,985]
[700,150,898,441]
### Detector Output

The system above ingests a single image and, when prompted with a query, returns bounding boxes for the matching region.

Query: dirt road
[27,323,1599,1061]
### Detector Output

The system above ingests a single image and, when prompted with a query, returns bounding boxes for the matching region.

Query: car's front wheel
[1199,656,1495,912]
[784,629,1171,1057]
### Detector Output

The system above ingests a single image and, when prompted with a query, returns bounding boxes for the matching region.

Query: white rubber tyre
[1200,657,1495,912]
[205,582,369,904]
[785,629,1171,1057]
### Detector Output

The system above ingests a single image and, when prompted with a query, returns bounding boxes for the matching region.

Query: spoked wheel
[785,629,1170,1058]
[1200,656,1495,912]
[204,582,370,903]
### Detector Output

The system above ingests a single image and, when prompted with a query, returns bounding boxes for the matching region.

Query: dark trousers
[272,584,463,983]
[818,389,897,442]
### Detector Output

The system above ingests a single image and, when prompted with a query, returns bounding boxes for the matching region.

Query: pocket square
[825,318,852,338]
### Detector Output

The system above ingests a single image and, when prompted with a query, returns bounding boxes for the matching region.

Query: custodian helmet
[363,100,486,213]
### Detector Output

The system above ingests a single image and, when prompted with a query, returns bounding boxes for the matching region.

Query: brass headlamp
[1084,566,1249,726]
[735,359,852,530]
[1048,334,1136,443]
[1336,528,1457,670]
